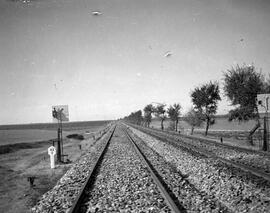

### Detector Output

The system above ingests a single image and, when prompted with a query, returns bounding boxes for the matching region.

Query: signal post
[52,105,69,162]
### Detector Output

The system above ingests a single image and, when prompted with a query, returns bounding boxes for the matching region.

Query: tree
[223,64,270,145]
[154,104,166,130]
[184,107,203,135]
[124,110,143,125]
[143,104,154,127]
[263,74,270,93]
[167,103,181,132]
[191,81,221,136]
[223,64,265,121]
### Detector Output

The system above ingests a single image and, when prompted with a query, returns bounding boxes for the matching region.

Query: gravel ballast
[171,132,270,173]
[138,126,270,174]
[82,126,170,212]
[129,125,270,213]
[31,128,114,213]
[126,128,229,213]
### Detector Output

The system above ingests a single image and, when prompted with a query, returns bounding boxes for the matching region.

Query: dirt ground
[0,131,102,213]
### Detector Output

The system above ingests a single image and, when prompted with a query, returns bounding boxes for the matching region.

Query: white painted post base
[48,146,56,169]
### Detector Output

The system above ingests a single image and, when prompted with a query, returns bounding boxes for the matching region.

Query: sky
[0,0,270,124]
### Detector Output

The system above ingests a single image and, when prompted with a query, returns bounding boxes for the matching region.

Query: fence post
[262,116,269,151]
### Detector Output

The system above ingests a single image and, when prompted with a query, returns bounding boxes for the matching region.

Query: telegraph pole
[57,111,62,162]
[53,107,64,162]
[52,105,69,162]
[59,108,63,161]
[258,96,269,151]
[263,97,269,151]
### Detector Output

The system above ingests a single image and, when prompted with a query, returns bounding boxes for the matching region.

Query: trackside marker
[48,146,56,169]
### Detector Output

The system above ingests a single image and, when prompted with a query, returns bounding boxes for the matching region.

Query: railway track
[68,124,231,212]
[164,128,270,157]
[128,124,270,182]
[68,124,184,213]
[32,123,270,213]
[68,125,117,213]
[124,126,230,212]
[124,127,182,213]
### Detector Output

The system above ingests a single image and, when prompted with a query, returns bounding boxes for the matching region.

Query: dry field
[150,117,264,149]
[0,129,60,146]
[0,120,111,213]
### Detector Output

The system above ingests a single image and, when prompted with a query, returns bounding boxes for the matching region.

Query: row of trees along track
[123,64,270,150]
[128,123,270,182]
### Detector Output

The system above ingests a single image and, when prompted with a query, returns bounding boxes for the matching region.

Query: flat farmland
[0,129,58,146]
[0,120,112,131]
[150,117,264,149]
[0,120,111,145]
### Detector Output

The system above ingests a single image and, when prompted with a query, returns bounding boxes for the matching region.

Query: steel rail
[124,127,183,213]
[165,129,270,157]
[133,125,270,182]
[133,123,270,157]
[68,125,116,213]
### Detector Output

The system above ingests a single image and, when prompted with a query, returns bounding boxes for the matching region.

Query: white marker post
[48,146,56,169]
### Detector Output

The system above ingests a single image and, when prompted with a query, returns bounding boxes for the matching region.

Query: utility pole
[53,107,63,162]
[263,97,269,151]
[58,108,64,162]
[52,105,69,162]
[258,96,269,151]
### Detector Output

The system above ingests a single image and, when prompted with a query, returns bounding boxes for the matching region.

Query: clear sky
[0,0,270,124]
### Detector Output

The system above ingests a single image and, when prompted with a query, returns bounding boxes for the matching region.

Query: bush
[66,134,84,140]
[166,121,175,131]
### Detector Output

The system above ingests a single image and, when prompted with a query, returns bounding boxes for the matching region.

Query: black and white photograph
[0,0,270,212]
